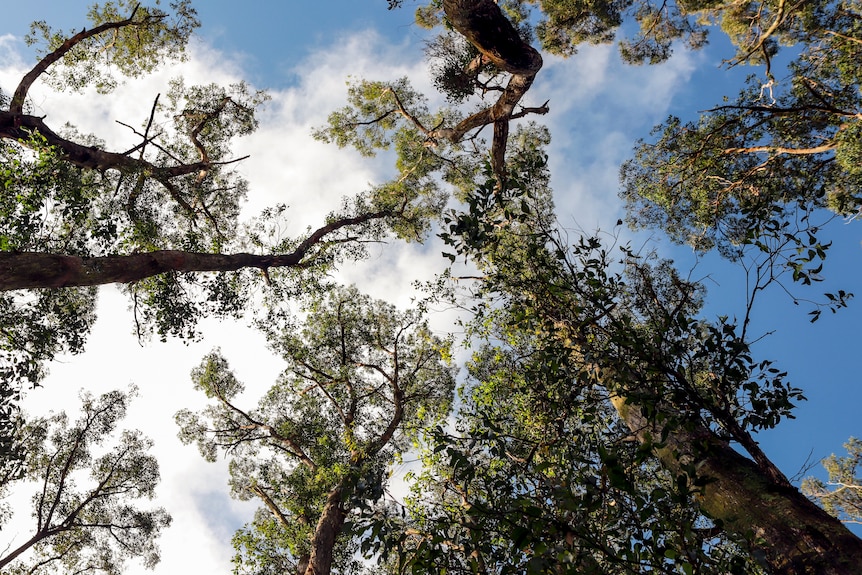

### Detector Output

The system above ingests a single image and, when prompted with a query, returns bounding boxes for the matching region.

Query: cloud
[532,43,700,229]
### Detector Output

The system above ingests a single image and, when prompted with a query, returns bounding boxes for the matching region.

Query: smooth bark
[611,395,862,574]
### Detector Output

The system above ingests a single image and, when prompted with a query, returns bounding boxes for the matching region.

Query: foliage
[25,0,199,94]
[803,437,862,524]
[0,387,170,575]
[621,1,861,259]
[313,76,478,219]
[176,285,456,575]
[4,1,862,573]
[394,154,829,569]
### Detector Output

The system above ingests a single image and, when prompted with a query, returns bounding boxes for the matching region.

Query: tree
[0,387,170,574]
[803,438,862,525]
[0,1,438,357]
[424,173,862,572]
[5,1,862,573]
[620,1,861,258]
[0,1,440,473]
[325,1,862,572]
[176,285,456,575]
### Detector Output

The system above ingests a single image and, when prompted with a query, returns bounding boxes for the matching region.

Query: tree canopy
[1,1,861,574]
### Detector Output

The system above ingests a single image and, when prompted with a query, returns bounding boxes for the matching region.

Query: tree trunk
[611,395,862,574]
[304,486,348,575]
[437,0,544,183]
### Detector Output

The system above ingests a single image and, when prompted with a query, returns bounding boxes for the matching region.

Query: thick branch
[0,111,209,177]
[435,0,544,184]
[442,0,542,76]
[0,210,391,291]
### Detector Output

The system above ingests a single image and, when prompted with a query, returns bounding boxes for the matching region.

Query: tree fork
[439,0,544,185]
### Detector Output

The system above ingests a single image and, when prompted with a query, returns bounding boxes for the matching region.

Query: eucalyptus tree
[620,1,861,262]
[322,2,862,571]
[0,1,447,376]
[176,285,456,575]
[421,168,862,572]
[0,387,170,574]
[0,0,445,471]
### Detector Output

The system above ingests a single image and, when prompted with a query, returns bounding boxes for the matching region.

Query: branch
[0,209,393,291]
[723,143,837,156]
[249,483,295,529]
[10,4,147,113]
[432,0,544,186]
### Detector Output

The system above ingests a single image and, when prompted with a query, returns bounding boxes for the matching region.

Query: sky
[1,1,860,573]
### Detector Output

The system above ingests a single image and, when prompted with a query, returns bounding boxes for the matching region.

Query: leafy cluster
[622,1,861,257]
[0,388,170,575]
[803,438,862,524]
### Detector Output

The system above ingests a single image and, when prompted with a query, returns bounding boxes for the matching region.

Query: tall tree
[176,285,456,575]
[620,1,861,258]
[0,1,443,464]
[430,166,862,573]
[322,1,862,572]
[0,387,170,574]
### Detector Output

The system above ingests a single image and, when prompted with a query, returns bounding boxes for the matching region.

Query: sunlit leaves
[177,286,456,574]
[26,0,199,94]
[621,3,861,270]
[802,437,862,524]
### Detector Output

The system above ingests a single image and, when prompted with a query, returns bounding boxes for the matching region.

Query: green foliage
[26,0,199,94]
[0,133,114,255]
[621,1,861,269]
[397,159,811,571]
[803,437,862,524]
[0,388,170,574]
[176,286,456,574]
[314,76,480,237]
[426,32,483,104]
[365,306,763,574]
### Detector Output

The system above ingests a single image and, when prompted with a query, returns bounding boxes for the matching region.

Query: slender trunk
[0,526,58,570]
[304,485,348,575]
[611,395,862,575]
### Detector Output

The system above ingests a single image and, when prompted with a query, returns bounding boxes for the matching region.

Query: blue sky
[2,1,860,571]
